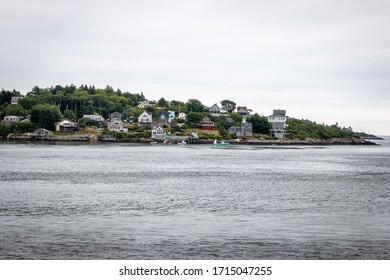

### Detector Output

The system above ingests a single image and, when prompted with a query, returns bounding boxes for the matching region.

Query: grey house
[157,111,169,124]
[229,122,253,137]
[267,109,289,138]
[110,111,122,121]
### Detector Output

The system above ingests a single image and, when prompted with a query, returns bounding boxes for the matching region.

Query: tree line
[1,85,362,139]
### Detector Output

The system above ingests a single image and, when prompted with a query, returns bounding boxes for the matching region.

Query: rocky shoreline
[199,137,377,145]
[1,135,377,145]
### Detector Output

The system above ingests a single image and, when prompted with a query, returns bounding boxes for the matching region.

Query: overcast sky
[1,0,389,134]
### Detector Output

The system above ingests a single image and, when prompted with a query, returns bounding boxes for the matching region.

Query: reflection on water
[0,139,390,259]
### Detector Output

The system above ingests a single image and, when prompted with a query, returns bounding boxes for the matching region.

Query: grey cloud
[1,0,390,134]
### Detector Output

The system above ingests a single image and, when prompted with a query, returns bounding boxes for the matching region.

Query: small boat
[177,140,187,145]
[213,139,230,147]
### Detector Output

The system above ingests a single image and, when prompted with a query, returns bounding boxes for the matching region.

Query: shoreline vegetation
[0,85,383,146]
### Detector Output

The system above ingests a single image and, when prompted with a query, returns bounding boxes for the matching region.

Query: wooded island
[0,85,378,144]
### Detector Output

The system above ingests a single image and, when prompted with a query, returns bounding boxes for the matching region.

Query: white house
[11,97,22,105]
[56,119,79,132]
[209,103,221,115]
[107,119,127,132]
[267,109,289,138]
[82,115,105,122]
[3,115,21,125]
[151,125,167,140]
[137,101,151,108]
[178,112,187,120]
[29,128,54,140]
[138,111,152,127]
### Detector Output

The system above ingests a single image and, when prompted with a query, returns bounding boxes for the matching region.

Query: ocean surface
[0,138,389,260]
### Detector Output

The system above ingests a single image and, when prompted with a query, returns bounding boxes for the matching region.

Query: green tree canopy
[30,104,62,131]
[220,99,236,113]
[288,118,354,139]
[63,109,77,121]
[0,89,21,106]
[157,97,169,107]
[16,120,37,133]
[0,104,28,119]
[228,113,243,125]
[186,112,204,124]
[246,113,271,134]
[185,99,206,113]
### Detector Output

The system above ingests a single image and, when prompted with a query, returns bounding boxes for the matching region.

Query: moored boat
[213,139,230,147]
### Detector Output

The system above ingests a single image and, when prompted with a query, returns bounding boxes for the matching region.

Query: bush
[16,121,37,133]
[0,124,11,137]
[288,118,354,139]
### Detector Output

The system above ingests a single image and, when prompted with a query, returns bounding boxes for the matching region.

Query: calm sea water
[0,138,389,259]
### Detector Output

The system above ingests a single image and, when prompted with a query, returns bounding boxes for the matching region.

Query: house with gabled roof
[138,111,152,127]
[29,128,54,140]
[157,111,169,124]
[110,111,122,121]
[209,103,221,115]
[201,116,214,130]
[178,112,187,120]
[137,101,151,108]
[107,119,127,132]
[151,125,167,141]
[56,119,80,133]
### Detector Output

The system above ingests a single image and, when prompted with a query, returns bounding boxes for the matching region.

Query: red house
[201,116,214,130]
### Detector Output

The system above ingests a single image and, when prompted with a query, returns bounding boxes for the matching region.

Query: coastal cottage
[209,103,221,116]
[151,125,167,141]
[168,111,176,123]
[3,115,21,126]
[56,119,80,133]
[82,115,105,122]
[178,112,187,121]
[107,119,127,132]
[238,122,253,137]
[228,126,240,135]
[110,111,122,121]
[267,109,289,138]
[201,116,214,130]
[29,128,54,140]
[229,122,253,137]
[137,101,151,108]
[138,111,152,127]
[11,97,22,105]
[157,111,169,124]
[236,106,249,116]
